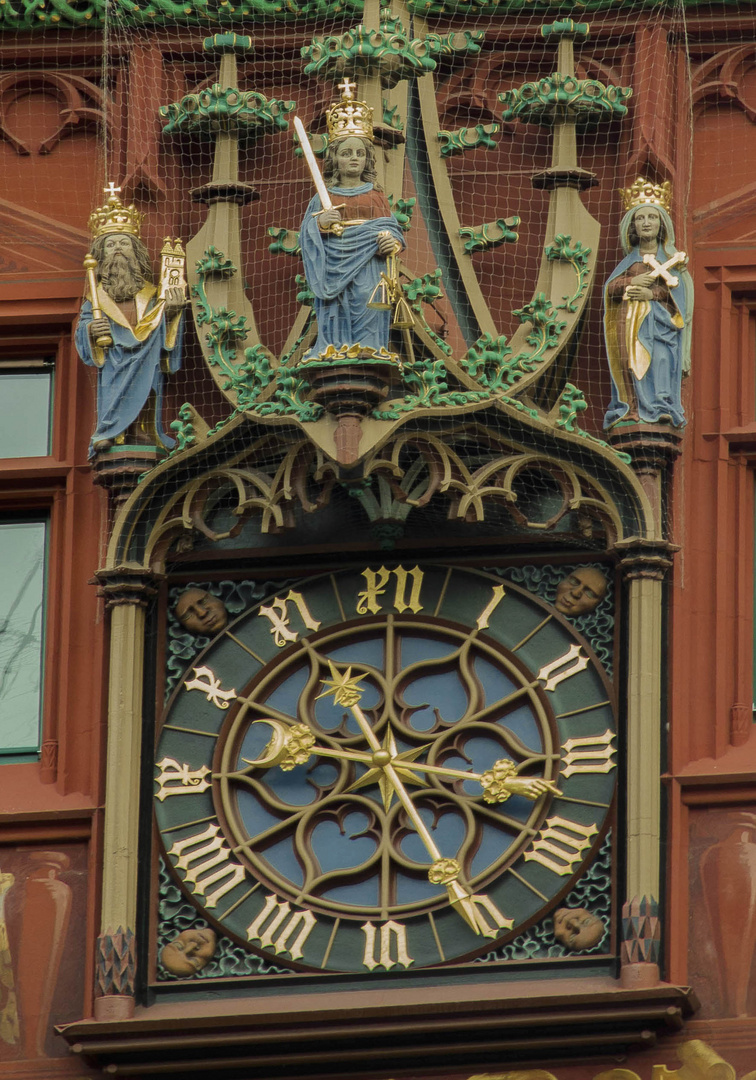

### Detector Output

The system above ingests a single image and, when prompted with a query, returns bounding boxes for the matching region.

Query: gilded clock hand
[241,718,376,772]
[316,661,561,804]
[384,756,562,803]
[241,718,434,813]
[316,662,512,936]
[241,689,562,811]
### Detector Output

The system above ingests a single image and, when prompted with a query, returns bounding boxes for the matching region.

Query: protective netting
[1,0,747,558]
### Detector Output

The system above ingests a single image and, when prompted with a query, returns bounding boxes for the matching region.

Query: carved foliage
[192,248,275,410]
[438,123,500,156]
[302,14,483,87]
[459,216,520,252]
[499,73,631,126]
[160,86,294,138]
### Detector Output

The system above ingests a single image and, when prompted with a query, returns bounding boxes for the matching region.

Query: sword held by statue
[293,116,365,236]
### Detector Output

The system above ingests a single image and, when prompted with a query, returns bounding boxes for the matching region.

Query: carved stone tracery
[692,45,756,124]
[111,422,643,571]
[0,71,104,156]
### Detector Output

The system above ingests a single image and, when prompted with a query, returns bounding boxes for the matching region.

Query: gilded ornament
[190,249,275,415]
[461,295,567,393]
[267,227,301,256]
[325,77,375,142]
[302,14,480,88]
[480,757,517,802]
[87,182,144,239]
[168,404,196,452]
[379,356,489,416]
[382,101,404,132]
[554,382,588,433]
[255,370,324,422]
[195,247,237,278]
[154,758,212,801]
[509,295,566,370]
[402,269,443,305]
[619,177,673,212]
[460,331,513,391]
[280,724,317,770]
[481,759,562,803]
[541,18,589,39]
[298,343,400,368]
[317,662,366,708]
[398,271,453,361]
[0,0,724,30]
[428,858,462,885]
[387,195,416,231]
[184,666,237,709]
[202,33,251,53]
[550,385,631,462]
[294,274,315,305]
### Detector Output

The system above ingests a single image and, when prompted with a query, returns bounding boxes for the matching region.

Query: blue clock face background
[156,565,616,974]
[223,617,557,917]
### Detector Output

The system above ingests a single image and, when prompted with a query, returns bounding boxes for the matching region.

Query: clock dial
[155,565,616,974]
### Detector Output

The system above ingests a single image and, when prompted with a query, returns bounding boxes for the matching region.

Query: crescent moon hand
[241,719,306,769]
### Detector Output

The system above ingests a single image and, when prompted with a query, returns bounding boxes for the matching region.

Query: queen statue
[603,178,693,429]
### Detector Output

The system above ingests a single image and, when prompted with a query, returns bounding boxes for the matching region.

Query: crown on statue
[620,177,673,213]
[326,78,374,143]
[88,183,144,238]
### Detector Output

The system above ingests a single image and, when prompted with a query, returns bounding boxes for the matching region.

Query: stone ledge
[58,978,699,1078]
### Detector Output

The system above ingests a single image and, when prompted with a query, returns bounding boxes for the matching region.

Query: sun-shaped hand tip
[316,661,365,708]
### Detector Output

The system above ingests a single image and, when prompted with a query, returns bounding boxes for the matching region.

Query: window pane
[0,520,46,754]
[0,372,52,457]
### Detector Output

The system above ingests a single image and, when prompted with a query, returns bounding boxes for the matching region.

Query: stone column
[608,426,683,539]
[93,569,158,1020]
[615,539,675,989]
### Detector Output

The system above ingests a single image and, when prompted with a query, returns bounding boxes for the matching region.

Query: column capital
[96,566,162,609]
[606,423,684,470]
[614,537,679,581]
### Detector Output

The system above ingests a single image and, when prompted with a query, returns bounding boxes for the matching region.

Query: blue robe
[76,283,184,458]
[603,244,687,428]
[299,183,404,359]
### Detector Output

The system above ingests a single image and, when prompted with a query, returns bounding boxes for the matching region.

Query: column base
[94,994,135,1022]
[619,961,660,990]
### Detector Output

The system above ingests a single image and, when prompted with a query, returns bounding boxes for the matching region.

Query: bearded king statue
[75,184,187,458]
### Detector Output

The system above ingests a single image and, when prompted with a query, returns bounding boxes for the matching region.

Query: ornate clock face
[155,565,616,974]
